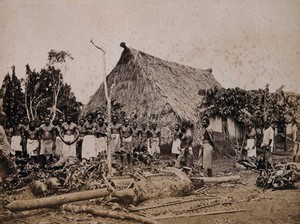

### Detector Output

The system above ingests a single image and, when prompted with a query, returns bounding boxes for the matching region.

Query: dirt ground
[0,151,299,224]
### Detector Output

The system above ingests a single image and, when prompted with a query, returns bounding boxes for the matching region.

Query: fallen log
[6,188,110,212]
[6,168,193,211]
[192,175,240,184]
[62,204,159,224]
[153,208,247,220]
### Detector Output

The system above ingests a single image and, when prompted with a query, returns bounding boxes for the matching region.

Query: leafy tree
[0,66,25,125]
[198,85,298,135]
[1,50,81,125]
[22,50,81,122]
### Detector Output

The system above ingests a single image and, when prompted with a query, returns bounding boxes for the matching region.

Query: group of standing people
[2,111,298,176]
[2,114,163,168]
[242,121,275,166]
[171,117,215,177]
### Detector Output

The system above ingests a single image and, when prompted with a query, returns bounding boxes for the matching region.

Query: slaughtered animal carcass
[112,167,194,204]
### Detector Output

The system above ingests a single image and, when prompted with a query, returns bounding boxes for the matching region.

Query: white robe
[55,136,64,157]
[110,133,121,153]
[62,135,77,158]
[202,143,213,169]
[245,138,256,158]
[11,135,22,152]
[148,137,160,155]
[27,139,39,157]
[40,139,54,155]
[96,136,107,154]
[82,135,97,159]
[171,139,181,154]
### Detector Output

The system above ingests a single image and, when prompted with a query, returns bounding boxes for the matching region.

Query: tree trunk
[103,53,112,174]
[6,188,110,212]
[90,40,112,174]
[153,209,246,220]
[51,83,61,123]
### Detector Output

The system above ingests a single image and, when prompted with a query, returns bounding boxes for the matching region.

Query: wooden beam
[153,209,247,220]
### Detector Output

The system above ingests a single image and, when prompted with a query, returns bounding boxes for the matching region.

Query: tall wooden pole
[90,40,112,174]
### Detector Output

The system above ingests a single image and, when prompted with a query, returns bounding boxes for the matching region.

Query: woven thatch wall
[84,44,221,144]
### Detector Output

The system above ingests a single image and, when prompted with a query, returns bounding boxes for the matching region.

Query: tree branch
[90,40,106,54]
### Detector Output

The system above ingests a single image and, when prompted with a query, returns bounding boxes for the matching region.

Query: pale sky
[0,0,299,103]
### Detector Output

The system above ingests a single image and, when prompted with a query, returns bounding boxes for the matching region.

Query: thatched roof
[85,43,221,143]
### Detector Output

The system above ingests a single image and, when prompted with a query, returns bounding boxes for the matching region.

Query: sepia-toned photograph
[0,0,299,223]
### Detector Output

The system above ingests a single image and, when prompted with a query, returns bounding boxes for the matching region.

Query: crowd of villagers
[0,111,299,177]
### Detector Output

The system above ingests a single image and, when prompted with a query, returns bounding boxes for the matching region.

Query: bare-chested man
[148,123,161,156]
[120,119,133,167]
[76,118,85,160]
[171,124,182,159]
[95,118,107,155]
[82,114,97,159]
[39,116,56,168]
[24,120,40,163]
[110,115,122,154]
[60,115,79,158]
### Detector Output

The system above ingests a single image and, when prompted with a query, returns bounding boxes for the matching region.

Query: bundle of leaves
[1,154,108,193]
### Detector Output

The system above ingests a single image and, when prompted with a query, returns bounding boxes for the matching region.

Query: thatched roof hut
[85,43,221,144]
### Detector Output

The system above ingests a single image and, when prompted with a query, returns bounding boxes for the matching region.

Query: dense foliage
[0,51,82,125]
[0,66,26,124]
[198,85,299,130]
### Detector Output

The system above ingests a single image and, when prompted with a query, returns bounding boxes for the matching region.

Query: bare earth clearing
[0,152,299,224]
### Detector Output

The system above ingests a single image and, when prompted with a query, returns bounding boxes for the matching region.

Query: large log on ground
[6,188,110,212]
[6,168,193,211]
[62,204,159,224]
[112,167,193,204]
[192,175,240,184]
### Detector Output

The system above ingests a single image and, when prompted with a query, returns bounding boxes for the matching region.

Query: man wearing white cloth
[243,124,257,158]
[120,119,133,168]
[95,118,107,155]
[261,121,275,165]
[39,116,56,168]
[54,118,64,157]
[148,123,161,156]
[110,115,122,154]
[171,124,182,159]
[82,114,97,159]
[24,120,40,162]
[60,115,79,158]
